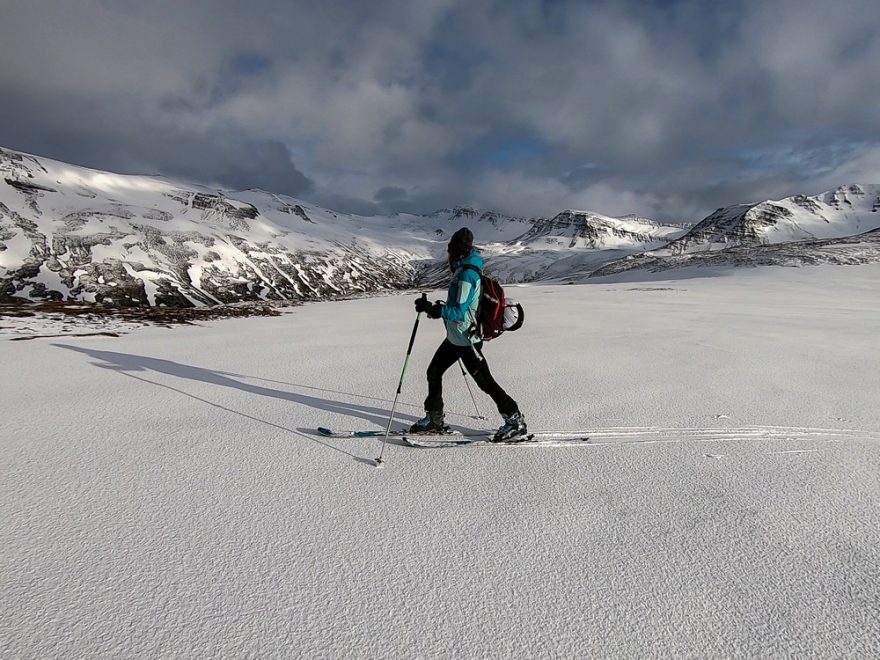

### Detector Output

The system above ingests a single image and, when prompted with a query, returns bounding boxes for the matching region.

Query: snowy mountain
[667,185,880,254]
[416,209,688,287]
[591,227,880,279]
[3,145,879,305]
[590,185,880,279]
[515,210,681,249]
[0,147,543,306]
[0,147,683,305]
[0,148,425,306]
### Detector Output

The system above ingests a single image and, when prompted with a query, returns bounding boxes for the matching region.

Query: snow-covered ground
[2,265,879,657]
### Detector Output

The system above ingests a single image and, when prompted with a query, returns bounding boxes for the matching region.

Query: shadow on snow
[52,343,427,465]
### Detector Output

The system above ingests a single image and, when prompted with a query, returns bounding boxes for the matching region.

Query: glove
[415,297,443,319]
[415,296,431,314]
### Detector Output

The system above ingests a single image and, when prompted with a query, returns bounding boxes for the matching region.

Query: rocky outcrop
[664,204,789,254]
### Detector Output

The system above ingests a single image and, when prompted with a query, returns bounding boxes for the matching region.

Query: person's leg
[459,343,519,416]
[423,339,460,416]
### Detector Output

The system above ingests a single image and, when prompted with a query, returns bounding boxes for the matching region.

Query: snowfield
[2,265,879,657]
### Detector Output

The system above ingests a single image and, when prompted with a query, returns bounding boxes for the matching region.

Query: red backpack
[462,264,525,341]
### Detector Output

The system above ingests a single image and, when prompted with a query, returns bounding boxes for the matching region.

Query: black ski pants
[424,339,518,417]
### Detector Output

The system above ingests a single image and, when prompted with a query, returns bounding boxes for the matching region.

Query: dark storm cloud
[2,0,879,221]
[0,83,313,197]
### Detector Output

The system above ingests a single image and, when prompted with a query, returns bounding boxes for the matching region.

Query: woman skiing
[410,227,527,442]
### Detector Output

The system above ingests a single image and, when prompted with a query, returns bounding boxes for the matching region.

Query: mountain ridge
[590,184,880,278]
[2,146,879,306]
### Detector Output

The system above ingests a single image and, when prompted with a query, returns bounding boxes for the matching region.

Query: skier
[410,227,527,442]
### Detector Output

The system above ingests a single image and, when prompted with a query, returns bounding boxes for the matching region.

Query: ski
[402,432,591,448]
[316,426,466,439]
[317,427,591,446]
[317,427,385,438]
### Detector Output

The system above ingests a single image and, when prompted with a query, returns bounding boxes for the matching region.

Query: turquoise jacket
[441,249,482,346]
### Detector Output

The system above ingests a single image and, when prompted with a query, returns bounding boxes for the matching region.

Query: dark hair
[447,227,474,261]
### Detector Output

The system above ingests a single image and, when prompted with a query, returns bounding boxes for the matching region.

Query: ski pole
[375,293,427,467]
[458,359,485,420]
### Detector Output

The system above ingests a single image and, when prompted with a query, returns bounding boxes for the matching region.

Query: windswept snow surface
[2,266,880,657]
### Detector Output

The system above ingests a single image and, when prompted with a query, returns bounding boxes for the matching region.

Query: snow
[0,226,31,269]
[2,265,879,657]
[33,264,71,297]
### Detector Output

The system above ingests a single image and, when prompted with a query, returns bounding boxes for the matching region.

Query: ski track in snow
[396,425,880,453]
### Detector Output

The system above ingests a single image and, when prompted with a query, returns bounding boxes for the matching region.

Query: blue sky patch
[453,136,548,170]
[228,52,272,78]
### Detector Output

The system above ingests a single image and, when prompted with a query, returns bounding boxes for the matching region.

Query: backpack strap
[459,262,482,291]
[459,263,483,342]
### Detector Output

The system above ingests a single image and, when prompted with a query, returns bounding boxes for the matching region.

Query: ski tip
[317,427,333,436]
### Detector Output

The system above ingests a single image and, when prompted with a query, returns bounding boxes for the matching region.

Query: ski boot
[409,410,449,435]
[493,411,528,442]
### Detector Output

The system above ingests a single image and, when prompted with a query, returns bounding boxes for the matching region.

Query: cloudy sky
[2,0,879,221]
